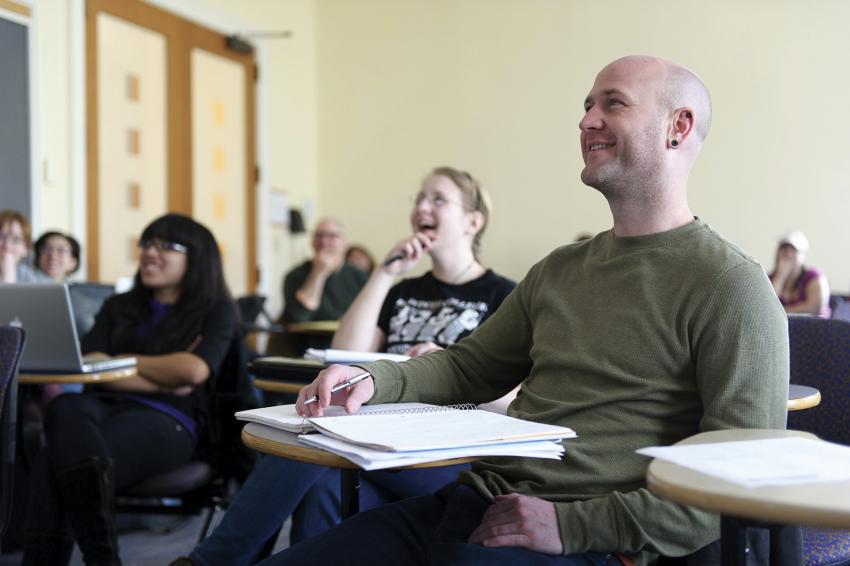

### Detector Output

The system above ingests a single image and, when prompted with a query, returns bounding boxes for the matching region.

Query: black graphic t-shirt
[377,270,515,355]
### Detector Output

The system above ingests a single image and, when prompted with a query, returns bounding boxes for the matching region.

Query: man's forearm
[294,268,330,311]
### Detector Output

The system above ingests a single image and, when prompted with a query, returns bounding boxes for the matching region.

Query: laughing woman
[180,167,514,566]
[23,214,237,566]
[330,166,514,357]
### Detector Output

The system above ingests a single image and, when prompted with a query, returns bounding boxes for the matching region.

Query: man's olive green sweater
[363,219,788,564]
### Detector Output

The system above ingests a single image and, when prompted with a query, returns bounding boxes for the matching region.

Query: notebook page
[235,403,431,433]
[309,408,576,452]
[638,437,850,487]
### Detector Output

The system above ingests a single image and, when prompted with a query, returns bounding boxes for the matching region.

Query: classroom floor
[0,513,292,565]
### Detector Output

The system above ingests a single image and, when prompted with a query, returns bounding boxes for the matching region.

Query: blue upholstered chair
[787,315,850,566]
[0,326,25,539]
[828,295,850,320]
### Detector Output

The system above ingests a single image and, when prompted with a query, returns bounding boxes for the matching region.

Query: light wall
[315,0,850,292]
[34,0,850,307]
[36,0,319,316]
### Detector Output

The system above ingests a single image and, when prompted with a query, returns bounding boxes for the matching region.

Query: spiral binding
[298,403,477,433]
[347,403,477,417]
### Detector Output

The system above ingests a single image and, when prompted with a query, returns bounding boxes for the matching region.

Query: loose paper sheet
[638,437,850,487]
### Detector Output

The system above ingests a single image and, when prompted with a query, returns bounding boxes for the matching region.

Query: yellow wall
[36,0,320,315]
[315,0,850,291]
[35,0,72,233]
[35,0,850,300]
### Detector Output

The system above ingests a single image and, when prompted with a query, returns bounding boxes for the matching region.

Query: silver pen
[302,371,372,405]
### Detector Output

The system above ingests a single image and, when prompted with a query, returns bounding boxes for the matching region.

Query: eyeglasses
[41,245,72,256]
[410,192,462,209]
[313,231,343,240]
[0,234,25,246]
[138,238,188,254]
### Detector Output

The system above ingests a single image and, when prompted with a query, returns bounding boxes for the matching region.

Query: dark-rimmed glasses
[138,238,188,254]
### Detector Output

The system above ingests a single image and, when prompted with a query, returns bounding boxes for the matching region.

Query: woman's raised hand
[381,232,434,276]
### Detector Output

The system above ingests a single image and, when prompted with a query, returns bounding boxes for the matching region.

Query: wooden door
[86,0,257,293]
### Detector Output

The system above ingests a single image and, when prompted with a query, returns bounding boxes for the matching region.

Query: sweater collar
[605,217,704,251]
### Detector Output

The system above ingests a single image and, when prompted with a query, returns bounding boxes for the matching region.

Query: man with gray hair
[277,217,367,354]
[266,56,788,565]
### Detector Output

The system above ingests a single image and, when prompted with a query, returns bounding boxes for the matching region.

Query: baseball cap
[779,229,809,254]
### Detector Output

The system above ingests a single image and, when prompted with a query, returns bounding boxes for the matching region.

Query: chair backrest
[828,294,850,315]
[67,282,116,339]
[786,316,850,446]
[236,294,266,325]
[197,333,259,483]
[831,300,850,322]
[0,326,25,539]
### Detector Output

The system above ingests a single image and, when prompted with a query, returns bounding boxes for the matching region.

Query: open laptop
[0,283,136,373]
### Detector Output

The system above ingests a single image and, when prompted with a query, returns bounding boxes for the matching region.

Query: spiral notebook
[235,402,434,434]
[236,403,576,452]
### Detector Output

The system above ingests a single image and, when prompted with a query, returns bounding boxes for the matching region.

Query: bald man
[279,217,367,354]
[264,56,788,565]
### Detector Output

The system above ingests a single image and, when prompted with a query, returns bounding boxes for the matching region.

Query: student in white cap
[769,229,831,316]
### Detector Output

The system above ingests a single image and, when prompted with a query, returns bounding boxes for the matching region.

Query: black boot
[55,457,121,566]
[21,532,74,566]
[22,448,75,566]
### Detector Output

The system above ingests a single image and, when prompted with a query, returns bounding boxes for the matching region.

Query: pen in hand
[383,252,406,267]
[302,371,372,406]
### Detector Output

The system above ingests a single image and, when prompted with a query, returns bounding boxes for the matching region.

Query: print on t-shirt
[386,297,490,354]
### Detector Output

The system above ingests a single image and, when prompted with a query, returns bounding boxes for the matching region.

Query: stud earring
[671,140,679,148]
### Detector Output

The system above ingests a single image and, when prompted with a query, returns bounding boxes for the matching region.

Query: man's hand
[468,493,564,555]
[296,364,375,417]
[405,341,443,358]
[313,247,343,276]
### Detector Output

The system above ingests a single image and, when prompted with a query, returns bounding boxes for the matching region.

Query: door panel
[96,12,167,283]
[191,48,247,295]
[87,0,256,291]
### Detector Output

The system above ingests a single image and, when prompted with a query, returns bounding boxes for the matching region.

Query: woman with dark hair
[23,214,238,566]
[34,231,81,281]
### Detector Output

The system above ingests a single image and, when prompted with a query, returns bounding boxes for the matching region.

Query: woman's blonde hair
[429,166,491,259]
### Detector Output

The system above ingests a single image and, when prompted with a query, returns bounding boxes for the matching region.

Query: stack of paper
[303,348,410,364]
[638,437,850,488]
[237,403,576,470]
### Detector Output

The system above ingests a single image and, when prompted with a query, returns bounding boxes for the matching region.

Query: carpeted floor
[0,513,291,565]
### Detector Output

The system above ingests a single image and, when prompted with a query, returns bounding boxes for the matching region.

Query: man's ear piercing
[671,140,679,148]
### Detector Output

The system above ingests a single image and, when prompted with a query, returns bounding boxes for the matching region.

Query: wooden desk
[286,320,339,335]
[242,422,475,518]
[248,356,327,394]
[646,429,850,564]
[19,366,137,385]
[787,384,821,411]
[252,379,303,394]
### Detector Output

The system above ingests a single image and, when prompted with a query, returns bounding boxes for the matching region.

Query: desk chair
[68,282,116,338]
[116,333,258,541]
[787,316,850,566]
[0,326,25,540]
[828,295,850,318]
[831,301,850,323]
